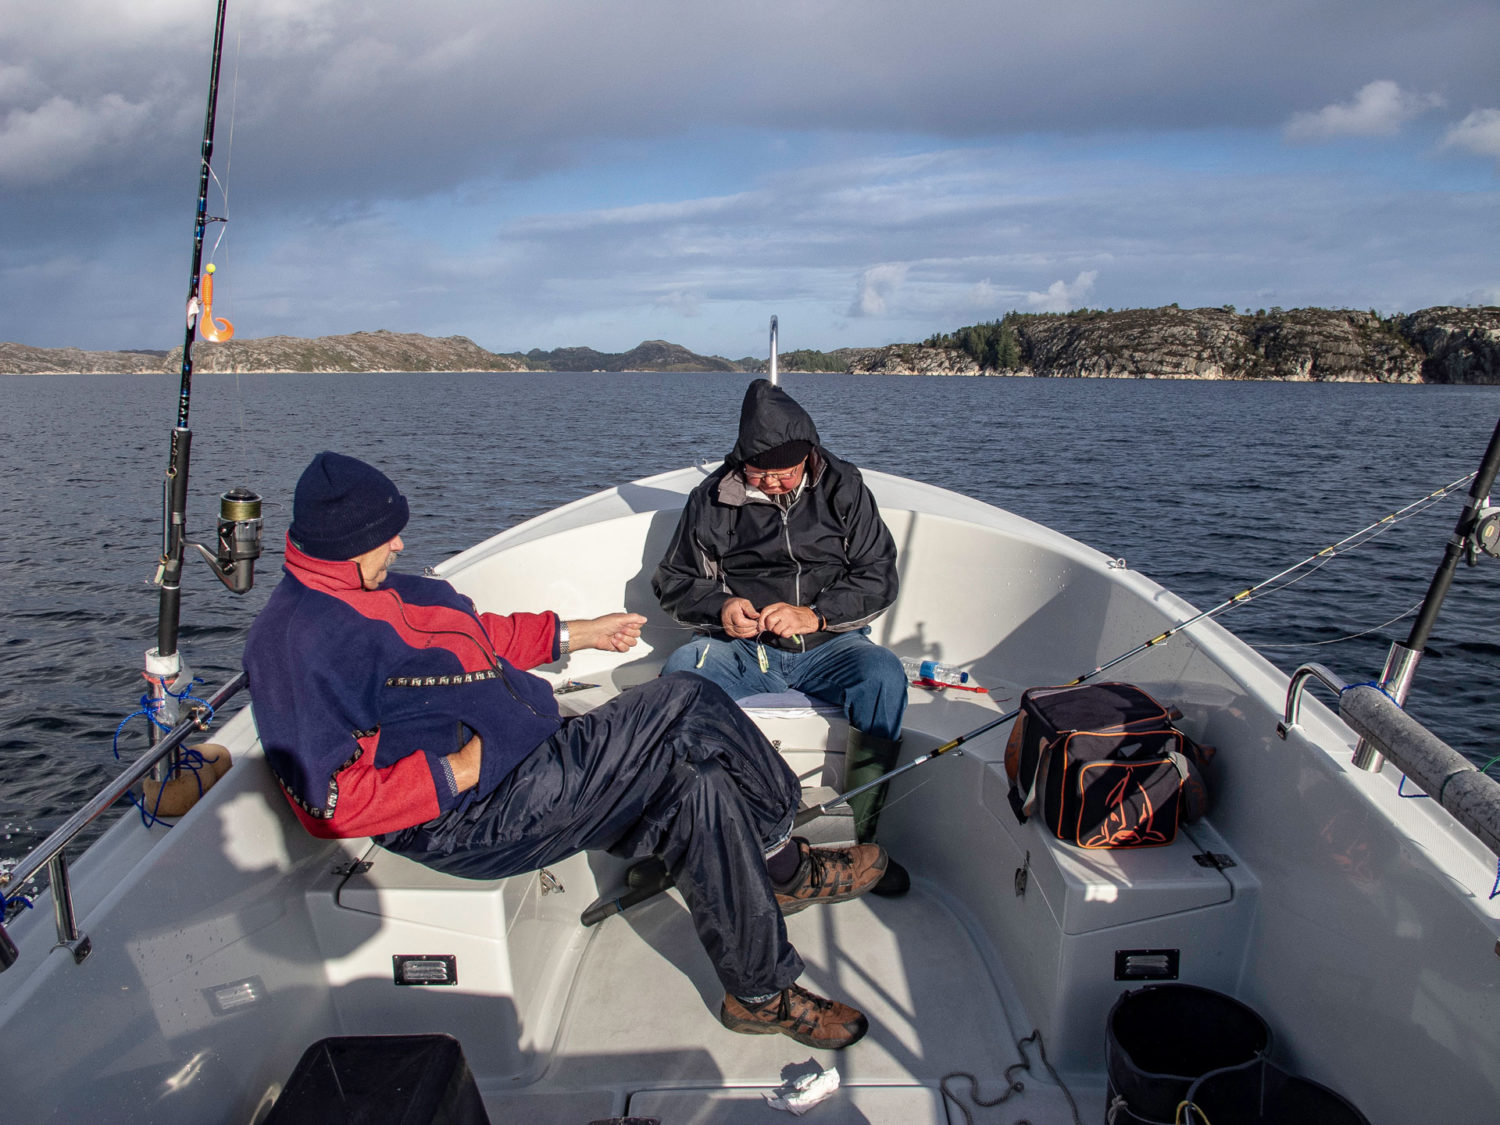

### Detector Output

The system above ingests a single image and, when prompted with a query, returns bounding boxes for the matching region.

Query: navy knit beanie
[289,451,409,560]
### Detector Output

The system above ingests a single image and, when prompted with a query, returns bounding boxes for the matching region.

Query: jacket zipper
[780,500,806,653]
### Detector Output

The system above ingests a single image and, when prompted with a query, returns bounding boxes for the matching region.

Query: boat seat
[303,841,597,1083]
[969,758,1261,1075]
[737,688,851,788]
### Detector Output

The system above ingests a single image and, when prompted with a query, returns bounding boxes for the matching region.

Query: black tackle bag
[1004,682,1212,848]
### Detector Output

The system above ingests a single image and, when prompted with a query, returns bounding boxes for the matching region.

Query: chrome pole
[47,853,91,964]
[768,315,779,386]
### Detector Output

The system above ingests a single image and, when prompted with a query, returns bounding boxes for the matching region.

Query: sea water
[2,371,1497,867]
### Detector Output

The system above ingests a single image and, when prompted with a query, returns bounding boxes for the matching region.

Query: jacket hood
[728,379,820,466]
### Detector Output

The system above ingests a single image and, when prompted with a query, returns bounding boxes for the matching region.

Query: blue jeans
[660,629,907,741]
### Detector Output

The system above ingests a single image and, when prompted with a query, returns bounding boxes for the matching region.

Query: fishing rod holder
[1283,656,1416,776]
[1356,420,1500,771]
[1280,663,1500,857]
[187,486,263,595]
[0,674,249,974]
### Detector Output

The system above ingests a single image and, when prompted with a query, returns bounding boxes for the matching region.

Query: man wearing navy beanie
[288,451,410,567]
[244,451,882,1050]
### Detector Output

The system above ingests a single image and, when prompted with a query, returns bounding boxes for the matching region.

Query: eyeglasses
[743,464,804,485]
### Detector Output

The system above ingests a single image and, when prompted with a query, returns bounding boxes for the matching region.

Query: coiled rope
[941,1028,1082,1125]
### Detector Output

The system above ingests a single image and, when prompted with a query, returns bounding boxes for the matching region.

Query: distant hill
[5,306,1496,382]
[524,339,745,373]
[0,343,165,375]
[0,330,753,375]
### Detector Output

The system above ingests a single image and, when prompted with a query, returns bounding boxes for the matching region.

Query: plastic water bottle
[900,657,970,685]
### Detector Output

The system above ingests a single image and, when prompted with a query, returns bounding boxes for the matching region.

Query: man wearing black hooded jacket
[653,379,909,850]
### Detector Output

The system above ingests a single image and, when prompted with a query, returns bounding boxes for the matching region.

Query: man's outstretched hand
[570,612,648,653]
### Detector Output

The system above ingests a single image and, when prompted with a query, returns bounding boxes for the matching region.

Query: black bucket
[1105,984,1271,1125]
[1181,1058,1369,1125]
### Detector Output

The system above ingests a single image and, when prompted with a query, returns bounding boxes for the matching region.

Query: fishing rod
[146,0,262,739]
[581,463,1484,924]
[794,464,1484,826]
[1353,415,1500,770]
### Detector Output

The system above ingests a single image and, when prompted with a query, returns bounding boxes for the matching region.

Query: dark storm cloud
[2,1,1497,350]
[10,1,1497,202]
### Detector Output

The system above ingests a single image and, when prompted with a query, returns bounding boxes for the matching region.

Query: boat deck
[464,676,1102,1123]
[481,875,1100,1123]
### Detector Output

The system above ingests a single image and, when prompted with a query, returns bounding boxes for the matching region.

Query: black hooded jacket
[652,379,899,651]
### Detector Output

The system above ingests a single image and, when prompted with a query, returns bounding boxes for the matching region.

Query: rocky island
[850,305,1500,384]
[3,306,1496,383]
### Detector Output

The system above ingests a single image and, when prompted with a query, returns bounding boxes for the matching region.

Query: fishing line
[848,768,937,820]
[1205,477,1473,649]
[1066,469,1477,687]
[209,29,257,486]
[205,30,239,267]
[1253,600,1423,650]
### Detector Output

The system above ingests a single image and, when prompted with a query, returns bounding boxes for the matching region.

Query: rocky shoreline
[4,306,1497,383]
[847,306,1500,384]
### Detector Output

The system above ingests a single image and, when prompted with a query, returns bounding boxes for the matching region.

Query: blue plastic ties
[112,676,217,829]
[1491,860,1499,901]
[1396,775,1430,800]
[1341,680,1402,707]
[1,890,35,915]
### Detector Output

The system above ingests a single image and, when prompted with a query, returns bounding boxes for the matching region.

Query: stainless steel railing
[0,672,247,972]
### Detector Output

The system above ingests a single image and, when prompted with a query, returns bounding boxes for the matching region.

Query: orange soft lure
[195,263,234,342]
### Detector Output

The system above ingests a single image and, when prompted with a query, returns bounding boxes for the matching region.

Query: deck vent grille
[393,954,458,986]
[1114,949,1180,981]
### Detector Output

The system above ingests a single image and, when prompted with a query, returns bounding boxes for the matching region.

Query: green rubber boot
[844,727,903,844]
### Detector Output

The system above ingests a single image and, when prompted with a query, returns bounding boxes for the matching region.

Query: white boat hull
[2,466,1496,1123]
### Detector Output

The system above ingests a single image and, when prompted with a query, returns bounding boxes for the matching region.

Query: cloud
[654,290,702,318]
[1442,108,1500,162]
[848,264,909,318]
[0,93,154,184]
[1026,271,1098,313]
[968,279,1002,309]
[4,3,1500,352]
[1458,283,1500,307]
[1284,80,1442,142]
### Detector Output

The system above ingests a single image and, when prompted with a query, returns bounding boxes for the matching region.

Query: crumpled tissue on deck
[764,1063,840,1115]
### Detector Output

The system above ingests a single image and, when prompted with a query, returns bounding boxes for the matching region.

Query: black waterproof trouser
[378,672,805,998]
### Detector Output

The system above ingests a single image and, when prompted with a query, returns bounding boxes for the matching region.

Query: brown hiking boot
[773,838,888,915]
[719,984,869,1049]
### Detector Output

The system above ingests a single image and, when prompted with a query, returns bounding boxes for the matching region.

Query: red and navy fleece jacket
[243,539,562,839]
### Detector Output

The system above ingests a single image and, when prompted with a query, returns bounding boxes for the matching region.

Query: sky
[3,0,1498,358]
